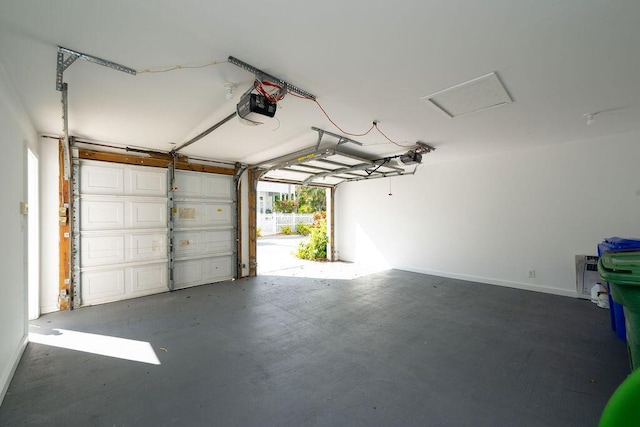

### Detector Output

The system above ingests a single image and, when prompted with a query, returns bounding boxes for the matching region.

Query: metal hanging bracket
[228,56,316,100]
[414,141,436,154]
[311,127,363,150]
[56,46,137,91]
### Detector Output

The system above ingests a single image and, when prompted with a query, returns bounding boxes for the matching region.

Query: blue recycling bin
[598,237,640,343]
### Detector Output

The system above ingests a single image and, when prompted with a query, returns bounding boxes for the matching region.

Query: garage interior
[1,1,639,425]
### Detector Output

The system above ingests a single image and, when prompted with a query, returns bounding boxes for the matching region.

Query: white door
[28,148,39,319]
[78,160,169,305]
[172,170,235,289]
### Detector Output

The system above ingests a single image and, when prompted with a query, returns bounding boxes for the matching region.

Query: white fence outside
[257,213,315,236]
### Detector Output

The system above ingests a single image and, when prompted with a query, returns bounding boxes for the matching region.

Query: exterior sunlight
[29,328,161,365]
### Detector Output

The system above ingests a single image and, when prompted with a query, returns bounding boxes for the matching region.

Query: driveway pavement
[256,235,311,274]
[256,234,389,280]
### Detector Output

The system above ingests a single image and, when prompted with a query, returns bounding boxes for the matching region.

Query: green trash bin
[599,367,640,426]
[598,251,640,371]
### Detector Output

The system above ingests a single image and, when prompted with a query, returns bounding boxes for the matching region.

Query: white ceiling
[1,0,639,166]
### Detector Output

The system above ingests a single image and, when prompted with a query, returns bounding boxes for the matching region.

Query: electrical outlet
[528,269,536,278]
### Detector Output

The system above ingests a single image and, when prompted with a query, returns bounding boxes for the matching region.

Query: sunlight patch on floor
[265,261,390,280]
[29,328,161,365]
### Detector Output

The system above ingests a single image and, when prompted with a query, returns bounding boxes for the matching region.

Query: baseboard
[0,334,28,407]
[396,265,577,298]
[40,304,59,315]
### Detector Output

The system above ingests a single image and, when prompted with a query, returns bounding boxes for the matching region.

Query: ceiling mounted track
[252,127,434,187]
[255,146,409,188]
[228,56,316,100]
[170,112,237,154]
[56,46,137,91]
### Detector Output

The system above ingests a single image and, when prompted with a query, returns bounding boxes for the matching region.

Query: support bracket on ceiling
[56,46,137,91]
[311,127,363,151]
[228,56,316,100]
[414,141,436,154]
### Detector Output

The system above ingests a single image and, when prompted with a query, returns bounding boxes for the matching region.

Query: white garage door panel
[173,259,202,286]
[174,170,232,200]
[129,264,168,295]
[79,161,169,306]
[81,200,125,230]
[130,201,167,228]
[173,202,232,228]
[173,257,233,290]
[81,231,167,267]
[203,257,233,280]
[126,168,167,196]
[174,173,202,198]
[81,199,166,230]
[203,174,233,199]
[131,233,168,261]
[207,230,233,254]
[173,231,201,258]
[81,161,167,196]
[81,269,126,303]
[81,235,126,267]
[203,203,233,227]
[173,230,233,258]
[173,203,201,227]
[81,164,124,194]
[82,264,168,305]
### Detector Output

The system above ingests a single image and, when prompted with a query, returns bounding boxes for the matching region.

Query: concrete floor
[0,269,629,426]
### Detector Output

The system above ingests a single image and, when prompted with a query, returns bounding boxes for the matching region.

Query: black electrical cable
[366,158,391,176]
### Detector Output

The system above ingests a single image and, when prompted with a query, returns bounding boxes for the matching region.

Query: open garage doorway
[255,181,330,275]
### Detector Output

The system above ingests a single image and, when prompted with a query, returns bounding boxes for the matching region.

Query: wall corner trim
[0,334,28,406]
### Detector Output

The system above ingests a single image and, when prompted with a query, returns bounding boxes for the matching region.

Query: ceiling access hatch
[421,72,513,118]
[258,147,409,187]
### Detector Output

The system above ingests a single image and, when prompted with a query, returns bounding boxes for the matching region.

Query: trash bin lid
[599,237,640,256]
[598,253,640,286]
[601,251,640,270]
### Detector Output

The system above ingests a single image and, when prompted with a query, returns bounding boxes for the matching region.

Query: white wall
[39,137,59,314]
[0,60,36,404]
[336,131,640,297]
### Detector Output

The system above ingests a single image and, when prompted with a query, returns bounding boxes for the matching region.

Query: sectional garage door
[77,160,236,306]
[172,170,235,290]
[79,160,169,305]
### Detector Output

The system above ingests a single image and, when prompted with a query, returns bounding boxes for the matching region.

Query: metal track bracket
[311,127,363,150]
[228,56,316,100]
[56,46,137,91]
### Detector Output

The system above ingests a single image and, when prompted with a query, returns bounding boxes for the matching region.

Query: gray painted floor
[0,269,629,426]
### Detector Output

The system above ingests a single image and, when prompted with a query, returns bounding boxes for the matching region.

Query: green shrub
[296,223,312,236]
[296,219,327,260]
[280,225,292,235]
[274,199,297,213]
